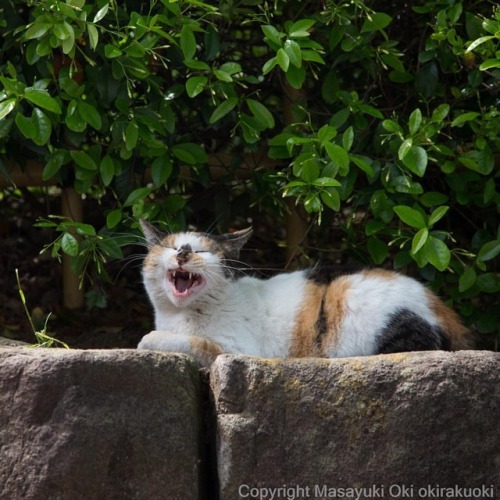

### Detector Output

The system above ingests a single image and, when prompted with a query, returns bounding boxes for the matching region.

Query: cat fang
[167,269,205,298]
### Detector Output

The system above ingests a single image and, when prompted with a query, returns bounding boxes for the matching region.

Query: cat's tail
[426,290,474,350]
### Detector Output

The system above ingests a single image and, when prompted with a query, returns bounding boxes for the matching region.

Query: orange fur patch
[144,245,164,270]
[322,276,351,353]
[289,276,350,357]
[188,337,224,366]
[425,290,472,350]
[362,268,398,280]
[289,283,325,357]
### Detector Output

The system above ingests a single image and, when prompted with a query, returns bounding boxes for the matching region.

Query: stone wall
[0,347,498,500]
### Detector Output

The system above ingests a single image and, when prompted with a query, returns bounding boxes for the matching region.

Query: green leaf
[124,187,152,207]
[324,143,349,174]
[477,240,500,263]
[78,101,102,129]
[172,143,207,164]
[321,188,340,211]
[186,76,208,98]
[180,24,197,60]
[459,268,476,293]
[419,192,449,207]
[25,22,52,40]
[428,206,449,227]
[61,23,75,55]
[479,59,500,71]
[365,220,385,236]
[430,104,450,123]
[451,112,480,127]
[277,48,290,72]
[100,155,115,186]
[213,69,233,82]
[87,23,99,50]
[209,97,238,124]
[304,193,322,214]
[262,57,278,75]
[31,108,52,145]
[184,60,210,71]
[106,209,122,229]
[367,236,388,265]
[61,233,79,257]
[261,25,282,46]
[247,99,275,129]
[342,127,354,151]
[466,35,495,53]
[23,90,62,114]
[93,3,109,23]
[350,155,374,176]
[125,121,139,151]
[43,151,65,180]
[398,138,413,160]
[361,12,392,33]
[74,223,96,237]
[15,113,35,139]
[313,177,341,187]
[70,150,97,170]
[394,205,426,229]
[408,108,422,136]
[0,98,16,120]
[151,155,173,186]
[289,19,315,38]
[412,227,429,254]
[423,236,450,271]
[285,65,306,89]
[284,39,302,68]
[104,44,122,58]
[476,273,500,294]
[402,146,427,176]
[300,50,325,64]
[317,125,337,145]
[300,159,320,183]
[240,116,260,144]
[219,62,242,75]
[53,22,71,40]
[382,119,402,134]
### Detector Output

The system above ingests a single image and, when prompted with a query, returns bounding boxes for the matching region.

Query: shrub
[0,0,498,347]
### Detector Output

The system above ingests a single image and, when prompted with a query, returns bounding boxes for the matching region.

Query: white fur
[332,273,438,357]
[141,234,307,358]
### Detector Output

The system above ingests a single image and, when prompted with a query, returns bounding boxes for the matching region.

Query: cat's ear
[139,219,165,245]
[216,227,252,257]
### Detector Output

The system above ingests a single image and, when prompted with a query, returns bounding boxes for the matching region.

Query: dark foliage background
[0,0,498,348]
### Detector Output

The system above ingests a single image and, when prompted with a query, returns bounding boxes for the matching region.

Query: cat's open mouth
[167,269,204,297]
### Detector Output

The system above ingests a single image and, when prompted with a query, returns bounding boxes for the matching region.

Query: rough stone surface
[211,351,500,500]
[0,336,28,347]
[0,348,203,500]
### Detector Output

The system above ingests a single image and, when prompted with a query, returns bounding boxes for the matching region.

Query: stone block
[0,348,203,500]
[211,351,499,500]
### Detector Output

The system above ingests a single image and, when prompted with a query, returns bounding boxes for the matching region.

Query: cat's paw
[137,331,223,367]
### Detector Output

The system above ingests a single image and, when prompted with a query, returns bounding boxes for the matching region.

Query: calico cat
[137,220,471,366]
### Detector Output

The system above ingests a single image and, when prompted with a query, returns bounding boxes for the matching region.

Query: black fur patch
[376,309,451,354]
[306,265,365,285]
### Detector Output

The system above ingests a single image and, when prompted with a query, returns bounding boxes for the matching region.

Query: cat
[137,220,472,367]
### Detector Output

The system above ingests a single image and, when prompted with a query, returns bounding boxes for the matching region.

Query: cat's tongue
[176,274,192,293]
[169,270,203,297]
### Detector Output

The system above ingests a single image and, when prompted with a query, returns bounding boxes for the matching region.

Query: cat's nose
[176,244,192,265]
